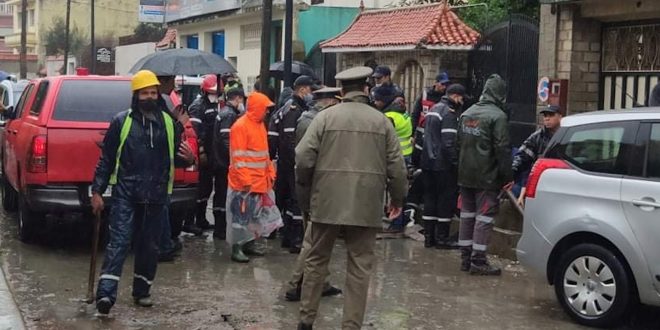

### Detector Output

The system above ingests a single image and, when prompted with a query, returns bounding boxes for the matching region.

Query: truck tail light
[525,158,570,199]
[28,135,47,173]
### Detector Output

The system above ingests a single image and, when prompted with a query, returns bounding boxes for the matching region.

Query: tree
[133,23,167,43]
[43,17,86,56]
[393,0,539,31]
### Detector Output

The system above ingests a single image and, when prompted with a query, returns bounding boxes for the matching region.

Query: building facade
[167,0,389,91]
[5,0,139,62]
[321,3,479,110]
[538,0,660,114]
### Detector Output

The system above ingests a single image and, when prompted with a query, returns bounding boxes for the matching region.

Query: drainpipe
[284,0,293,87]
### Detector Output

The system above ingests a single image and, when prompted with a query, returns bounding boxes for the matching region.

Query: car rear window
[52,80,131,122]
[560,122,635,175]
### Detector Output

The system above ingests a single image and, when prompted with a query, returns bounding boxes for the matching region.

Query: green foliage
[43,17,86,56]
[133,23,167,43]
[393,0,540,31]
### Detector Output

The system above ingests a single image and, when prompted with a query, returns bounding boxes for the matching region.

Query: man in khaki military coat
[295,67,408,330]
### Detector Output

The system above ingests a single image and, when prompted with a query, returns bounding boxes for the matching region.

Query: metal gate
[600,21,660,110]
[395,60,424,112]
[467,15,539,147]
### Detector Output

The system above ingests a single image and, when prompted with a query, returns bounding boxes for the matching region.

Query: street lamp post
[283,0,293,88]
[90,0,95,74]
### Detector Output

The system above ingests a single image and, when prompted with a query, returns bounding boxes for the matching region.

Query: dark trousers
[213,167,229,234]
[193,165,226,227]
[422,169,458,239]
[96,198,165,305]
[275,167,303,245]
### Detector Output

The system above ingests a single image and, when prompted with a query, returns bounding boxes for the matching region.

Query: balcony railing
[0,3,13,15]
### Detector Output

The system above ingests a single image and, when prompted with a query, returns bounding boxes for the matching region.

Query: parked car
[517,109,660,327]
[0,80,29,163]
[1,74,198,242]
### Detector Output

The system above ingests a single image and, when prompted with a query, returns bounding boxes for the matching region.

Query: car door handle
[10,130,16,134]
[632,199,660,209]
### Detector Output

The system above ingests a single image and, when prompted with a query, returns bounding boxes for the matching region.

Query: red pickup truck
[1,75,198,242]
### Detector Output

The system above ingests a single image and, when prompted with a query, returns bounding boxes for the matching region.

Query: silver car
[517,109,660,327]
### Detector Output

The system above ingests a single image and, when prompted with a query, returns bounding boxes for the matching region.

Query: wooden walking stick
[86,213,102,304]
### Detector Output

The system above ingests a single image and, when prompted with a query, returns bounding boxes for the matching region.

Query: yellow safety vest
[385,111,413,156]
[109,109,175,194]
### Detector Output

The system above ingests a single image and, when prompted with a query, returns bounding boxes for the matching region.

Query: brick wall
[538,4,602,115]
[337,49,469,88]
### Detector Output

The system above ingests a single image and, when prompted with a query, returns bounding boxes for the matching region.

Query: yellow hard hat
[131,70,160,92]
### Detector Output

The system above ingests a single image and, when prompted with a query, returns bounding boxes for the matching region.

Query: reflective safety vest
[385,111,413,156]
[109,109,175,194]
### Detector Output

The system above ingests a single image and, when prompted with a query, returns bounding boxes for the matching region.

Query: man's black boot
[182,217,203,236]
[470,253,501,276]
[435,222,459,250]
[423,220,436,248]
[213,212,226,239]
[289,220,304,254]
[460,248,472,272]
[195,203,213,230]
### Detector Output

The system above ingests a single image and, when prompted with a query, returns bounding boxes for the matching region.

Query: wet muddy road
[0,210,658,330]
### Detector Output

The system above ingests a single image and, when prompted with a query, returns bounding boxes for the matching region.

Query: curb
[0,265,25,330]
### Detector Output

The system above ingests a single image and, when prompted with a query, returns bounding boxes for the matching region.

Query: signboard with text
[139,0,165,23]
[165,0,241,23]
[96,47,113,64]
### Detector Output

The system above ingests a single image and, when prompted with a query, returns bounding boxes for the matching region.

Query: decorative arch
[395,59,424,112]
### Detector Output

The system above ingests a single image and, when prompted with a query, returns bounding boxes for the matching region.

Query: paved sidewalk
[0,266,24,330]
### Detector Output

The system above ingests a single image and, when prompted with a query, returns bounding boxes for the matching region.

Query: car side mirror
[4,106,15,120]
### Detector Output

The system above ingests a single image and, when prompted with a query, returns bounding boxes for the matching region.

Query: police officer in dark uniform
[211,85,246,239]
[418,84,466,249]
[268,75,318,253]
[188,74,220,234]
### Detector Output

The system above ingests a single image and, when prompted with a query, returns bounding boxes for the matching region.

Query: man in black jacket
[419,84,465,249]
[188,74,220,233]
[511,104,562,204]
[411,72,450,132]
[211,85,245,239]
[268,75,318,253]
[91,70,195,315]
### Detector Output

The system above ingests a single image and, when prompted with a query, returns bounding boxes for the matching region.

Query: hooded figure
[456,74,512,276]
[91,70,195,315]
[650,84,660,107]
[227,92,280,263]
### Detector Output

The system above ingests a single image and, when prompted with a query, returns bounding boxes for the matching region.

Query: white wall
[114,42,156,76]
[175,10,285,92]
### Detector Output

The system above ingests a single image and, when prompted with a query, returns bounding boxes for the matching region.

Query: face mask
[138,99,159,113]
[303,93,314,104]
[375,83,383,88]
[208,94,218,104]
[238,103,246,113]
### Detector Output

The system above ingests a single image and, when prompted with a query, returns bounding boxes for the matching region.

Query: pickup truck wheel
[553,243,635,328]
[18,195,43,242]
[1,176,17,212]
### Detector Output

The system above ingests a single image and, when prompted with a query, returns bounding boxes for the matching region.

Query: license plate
[88,186,111,197]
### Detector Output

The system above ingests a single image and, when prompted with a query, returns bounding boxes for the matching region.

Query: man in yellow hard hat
[90,70,195,316]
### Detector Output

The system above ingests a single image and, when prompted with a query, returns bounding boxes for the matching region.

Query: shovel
[84,213,102,304]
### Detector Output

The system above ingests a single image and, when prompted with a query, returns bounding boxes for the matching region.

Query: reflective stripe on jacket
[228,92,276,193]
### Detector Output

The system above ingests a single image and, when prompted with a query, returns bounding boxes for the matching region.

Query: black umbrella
[269,60,316,80]
[129,48,236,76]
